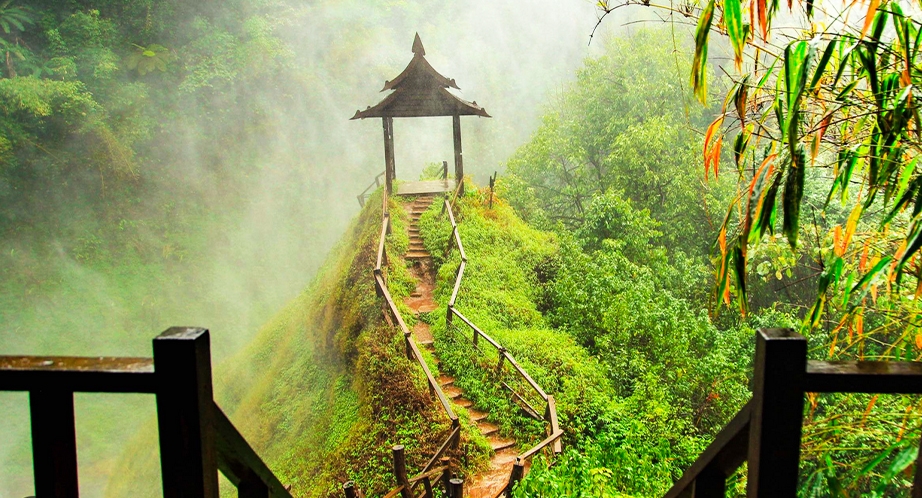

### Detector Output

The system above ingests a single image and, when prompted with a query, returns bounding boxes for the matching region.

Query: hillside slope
[106,192,470,497]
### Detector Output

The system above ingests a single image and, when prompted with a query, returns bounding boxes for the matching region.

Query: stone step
[419,340,434,348]
[478,422,499,437]
[438,375,455,388]
[454,398,473,409]
[406,251,430,259]
[490,438,517,452]
[468,409,488,422]
[443,385,464,399]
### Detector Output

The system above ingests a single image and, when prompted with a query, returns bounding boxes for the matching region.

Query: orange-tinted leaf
[757,0,768,40]
[861,0,881,39]
[861,394,878,426]
[834,224,844,256]
[704,116,725,181]
[915,333,922,350]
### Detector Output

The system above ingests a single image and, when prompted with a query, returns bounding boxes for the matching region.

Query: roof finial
[412,33,425,56]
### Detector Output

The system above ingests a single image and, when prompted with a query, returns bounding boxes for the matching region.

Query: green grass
[105,189,482,497]
[419,187,619,451]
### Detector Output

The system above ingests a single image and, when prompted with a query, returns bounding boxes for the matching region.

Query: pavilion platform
[395,179,457,196]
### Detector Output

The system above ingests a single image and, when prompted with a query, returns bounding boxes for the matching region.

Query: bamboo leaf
[810,39,837,92]
[850,256,893,306]
[725,0,745,70]
[692,0,716,103]
[861,0,882,40]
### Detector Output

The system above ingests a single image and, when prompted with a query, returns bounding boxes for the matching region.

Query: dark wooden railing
[357,171,386,207]
[361,187,462,497]
[441,193,563,496]
[0,327,292,498]
[665,327,922,497]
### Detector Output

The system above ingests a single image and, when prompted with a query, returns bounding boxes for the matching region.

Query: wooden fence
[441,191,563,496]
[363,185,463,498]
[0,327,292,498]
[665,328,922,497]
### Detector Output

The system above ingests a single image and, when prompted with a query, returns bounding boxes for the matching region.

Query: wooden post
[747,328,806,497]
[489,172,496,209]
[404,333,414,361]
[452,115,463,196]
[545,395,562,455]
[30,389,79,498]
[153,327,219,498]
[392,445,412,498]
[449,477,464,498]
[451,419,461,450]
[507,459,525,495]
[422,476,434,498]
[383,117,395,194]
[342,481,358,498]
[440,457,452,495]
[473,327,479,348]
[442,160,448,180]
[496,348,506,374]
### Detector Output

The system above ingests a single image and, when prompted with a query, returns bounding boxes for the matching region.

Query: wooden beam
[383,117,395,194]
[0,356,156,393]
[452,115,463,196]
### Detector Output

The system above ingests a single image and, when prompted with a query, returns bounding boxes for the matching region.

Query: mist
[0,0,663,495]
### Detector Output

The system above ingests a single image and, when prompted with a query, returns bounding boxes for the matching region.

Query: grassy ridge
[106,191,479,497]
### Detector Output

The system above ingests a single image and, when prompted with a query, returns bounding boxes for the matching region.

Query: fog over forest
[0,1,638,495]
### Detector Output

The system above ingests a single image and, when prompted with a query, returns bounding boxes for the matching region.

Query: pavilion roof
[351,34,490,119]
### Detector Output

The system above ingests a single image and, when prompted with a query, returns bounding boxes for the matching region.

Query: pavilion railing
[357,171,386,207]
[0,327,293,498]
[664,328,922,497]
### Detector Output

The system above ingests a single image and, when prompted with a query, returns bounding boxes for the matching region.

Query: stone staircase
[400,196,518,497]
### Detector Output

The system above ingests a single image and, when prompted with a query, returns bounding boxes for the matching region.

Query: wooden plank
[376,215,389,271]
[419,426,460,476]
[546,395,562,454]
[153,327,220,498]
[502,382,542,421]
[747,328,806,497]
[405,335,457,422]
[445,199,458,228]
[805,360,922,393]
[454,228,466,262]
[517,430,564,461]
[450,308,502,351]
[503,352,548,401]
[0,356,156,393]
[30,389,79,498]
[663,401,751,498]
[448,261,465,308]
[213,404,292,498]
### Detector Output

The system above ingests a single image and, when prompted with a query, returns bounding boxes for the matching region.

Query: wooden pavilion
[352,33,490,196]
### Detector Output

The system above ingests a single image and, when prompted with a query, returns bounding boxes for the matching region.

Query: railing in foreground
[355,187,463,497]
[0,327,292,498]
[665,328,922,497]
[441,194,563,497]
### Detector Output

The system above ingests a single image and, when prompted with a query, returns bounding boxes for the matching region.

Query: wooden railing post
[747,328,806,497]
[440,457,452,495]
[153,327,219,498]
[442,160,448,180]
[496,348,506,374]
[694,468,727,497]
[392,445,413,498]
[342,481,358,498]
[449,477,464,498]
[507,459,525,495]
[30,389,79,498]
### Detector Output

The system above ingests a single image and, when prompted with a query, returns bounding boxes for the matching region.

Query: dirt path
[402,195,518,498]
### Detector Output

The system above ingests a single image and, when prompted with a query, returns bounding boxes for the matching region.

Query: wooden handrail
[357,171,386,207]
[440,195,563,495]
[0,329,293,498]
[376,214,389,272]
[214,403,294,497]
[664,329,922,498]
[663,402,751,498]
[517,430,564,461]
